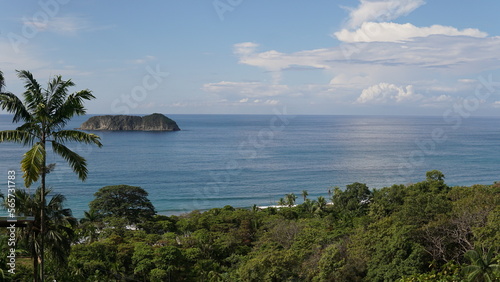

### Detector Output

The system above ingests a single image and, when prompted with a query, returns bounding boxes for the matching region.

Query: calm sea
[1,114,499,218]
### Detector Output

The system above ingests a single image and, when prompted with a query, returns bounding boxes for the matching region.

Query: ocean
[1,114,499,218]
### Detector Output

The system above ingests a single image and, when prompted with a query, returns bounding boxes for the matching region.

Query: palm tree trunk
[39,138,46,282]
[33,243,38,282]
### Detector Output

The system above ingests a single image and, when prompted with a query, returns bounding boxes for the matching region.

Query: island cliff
[79,113,180,131]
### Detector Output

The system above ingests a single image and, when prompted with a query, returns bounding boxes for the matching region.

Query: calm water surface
[0,114,499,217]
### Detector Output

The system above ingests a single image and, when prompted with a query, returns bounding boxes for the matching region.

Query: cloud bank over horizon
[201,0,500,114]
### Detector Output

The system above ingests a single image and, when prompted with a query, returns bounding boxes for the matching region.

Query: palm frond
[0,92,31,123]
[0,130,36,145]
[51,141,88,181]
[51,130,102,147]
[21,142,45,188]
[47,76,75,114]
[52,89,95,127]
[16,70,44,112]
[0,70,4,92]
[16,122,42,139]
[46,193,67,212]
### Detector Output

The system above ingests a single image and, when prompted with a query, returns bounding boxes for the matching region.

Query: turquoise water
[1,114,499,218]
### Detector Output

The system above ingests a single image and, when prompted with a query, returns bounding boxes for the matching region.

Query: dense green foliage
[1,171,500,281]
[89,185,156,225]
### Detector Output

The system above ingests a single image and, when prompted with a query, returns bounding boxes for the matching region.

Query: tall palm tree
[462,247,500,282]
[277,198,286,206]
[285,193,297,207]
[7,188,77,279]
[302,198,315,213]
[0,70,102,281]
[301,190,308,202]
[79,209,104,243]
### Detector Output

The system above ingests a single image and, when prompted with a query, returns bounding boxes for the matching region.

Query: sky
[1,0,500,115]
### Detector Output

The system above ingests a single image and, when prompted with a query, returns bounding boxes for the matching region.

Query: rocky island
[79,113,180,131]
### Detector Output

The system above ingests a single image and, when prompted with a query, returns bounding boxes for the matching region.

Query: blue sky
[1,0,500,115]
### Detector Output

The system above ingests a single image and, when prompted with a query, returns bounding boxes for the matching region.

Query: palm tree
[8,188,77,279]
[277,198,286,207]
[0,70,102,281]
[301,190,308,202]
[462,247,500,282]
[302,198,314,213]
[79,209,104,243]
[285,193,297,207]
[315,196,327,213]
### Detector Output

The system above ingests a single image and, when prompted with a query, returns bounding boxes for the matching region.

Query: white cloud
[133,55,156,64]
[357,83,422,103]
[202,81,290,97]
[264,99,280,105]
[234,34,500,84]
[23,16,89,35]
[335,22,487,43]
[219,34,500,110]
[344,0,425,29]
[458,78,476,84]
[233,43,333,83]
[234,42,259,56]
[330,74,371,86]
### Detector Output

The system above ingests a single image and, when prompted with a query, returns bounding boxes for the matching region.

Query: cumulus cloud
[222,0,499,110]
[223,34,500,109]
[232,35,500,86]
[344,0,425,29]
[335,22,487,43]
[357,83,422,103]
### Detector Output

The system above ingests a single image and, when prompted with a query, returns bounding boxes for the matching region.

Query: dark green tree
[79,209,104,243]
[89,185,156,225]
[332,182,372,216]
[6,188,77,280]
[426,170,445,182]
[0,70,101,281]
[315,196,327,213]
